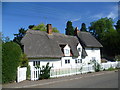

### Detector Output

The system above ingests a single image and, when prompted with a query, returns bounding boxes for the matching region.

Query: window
[68,60,70,63]
[33,61,40,66]
[65,60,67,64]
[65,59,70,64]
[78,59,80,63]
[78,48,81,52]
[75,59,82,64]
[91,48,95,52]
[75,59,77,63]
[65,49,69,54]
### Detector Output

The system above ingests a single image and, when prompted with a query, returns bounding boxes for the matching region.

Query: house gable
[63,44,70,56]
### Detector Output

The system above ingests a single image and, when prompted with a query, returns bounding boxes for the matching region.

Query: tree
[32,23,59,33]
[89,17,120,60]
[1,32,10,43]
[114,20,120,33]
[80,23,87,32]
[2,42,22,83]
[28,25,35,29]
[13,28,27,48]
[89,17,114,41]
[65,21,74,36]
[19,53,28,67]
[3,36,10,43]
[102,30,120,58]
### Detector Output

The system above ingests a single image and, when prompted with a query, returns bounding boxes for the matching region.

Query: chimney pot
[74,27,80,36]
[47,24,52,34]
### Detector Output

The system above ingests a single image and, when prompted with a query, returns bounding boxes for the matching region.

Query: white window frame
[75,59,82,64]
[33,61,40,66]
[65,59,70,64]
[65,49,69,54]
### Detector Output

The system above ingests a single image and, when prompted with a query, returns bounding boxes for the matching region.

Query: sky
[2,2,118,40]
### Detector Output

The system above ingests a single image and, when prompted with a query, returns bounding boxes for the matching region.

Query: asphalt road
[31,71,118,88]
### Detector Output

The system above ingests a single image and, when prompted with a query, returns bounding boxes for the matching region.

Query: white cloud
[92,13,104,19]
[71,17,81,22]
[89,5,118,20]
[107,5,118,19]
[107,12,117,19]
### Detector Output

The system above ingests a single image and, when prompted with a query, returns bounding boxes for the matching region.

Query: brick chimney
[47,24,52,34]
[74,27,80,36]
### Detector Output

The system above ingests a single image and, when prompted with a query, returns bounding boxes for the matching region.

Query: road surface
[2,70,119,88]
[31,71,118,88]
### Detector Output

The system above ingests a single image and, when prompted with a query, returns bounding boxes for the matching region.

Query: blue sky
[2,2,118,40]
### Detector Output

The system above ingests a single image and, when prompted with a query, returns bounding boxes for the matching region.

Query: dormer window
[78,48,81,52]
[65,49,69,54]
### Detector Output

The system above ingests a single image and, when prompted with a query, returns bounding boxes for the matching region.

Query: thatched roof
[21,30,83,58]
[77,32,103,48]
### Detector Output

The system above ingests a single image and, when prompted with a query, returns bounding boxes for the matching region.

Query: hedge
[2,42,22,83]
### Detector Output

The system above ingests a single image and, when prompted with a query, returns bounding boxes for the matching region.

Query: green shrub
[107,66,116,71]
[19,53,28,67]
[92,60,101,72]
[26,65,31,80]
[39,62,52,80]
[115,55,120,61]
[2,42,22,83]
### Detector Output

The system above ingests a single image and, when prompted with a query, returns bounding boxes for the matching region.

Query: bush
[107,66,116,71]
[115,55,120,61]
[19,53,28,67]
[2,42,22,83]
[39,63,51,80]
[92,60,101,72]
[26,65,31,80]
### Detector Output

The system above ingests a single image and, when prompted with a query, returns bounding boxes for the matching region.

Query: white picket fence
[101,61,120,70]
[17,67,27,83]
[50,65,95,78]
[29,61,120,81]
[30,66,41,80]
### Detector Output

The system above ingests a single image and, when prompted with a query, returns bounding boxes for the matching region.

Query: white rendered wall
[77,43,82,58]
[61,57,82,68]
[29,59,62,69]
[29,57,82,69]
[83,48,101,64]
[64,44,70,56]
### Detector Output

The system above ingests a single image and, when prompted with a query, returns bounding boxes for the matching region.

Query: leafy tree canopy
[65,21,74,36]
[89,18,120,59]
[13,28,27,47]
[19,53,28,67]
[89,17,114,41]
[80,23,87,32]
[114,19,120,33]
[28,25,35,29]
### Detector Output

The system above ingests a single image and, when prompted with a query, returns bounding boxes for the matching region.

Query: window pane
[65,60,67,64]
[78,48,81,52]
[68,60,70,63]
[33,61,35,66]
[38,61,40,65]
[80,59,82,63]
[65,49,69,54]
[75,60,77,63]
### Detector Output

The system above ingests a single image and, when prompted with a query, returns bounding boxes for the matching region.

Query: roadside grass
[105,67,119,71]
